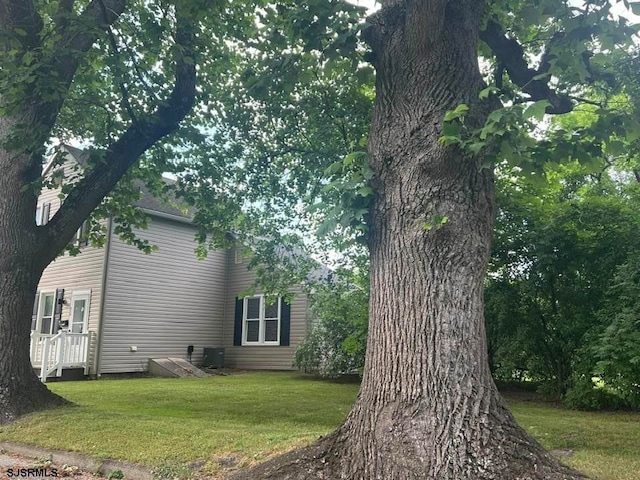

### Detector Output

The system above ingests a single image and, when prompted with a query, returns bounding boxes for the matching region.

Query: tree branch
[479,19,574,114]
[568,95,603,108]
[99,0,140,127]
[0,0,43,49]
[58,0,75,14]
[53,0,126,66]
[31,0,126,138]
[40,3,198,263]
[53,0,76,30]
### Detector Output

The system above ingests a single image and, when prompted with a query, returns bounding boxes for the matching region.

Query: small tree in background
[593,252,640,408]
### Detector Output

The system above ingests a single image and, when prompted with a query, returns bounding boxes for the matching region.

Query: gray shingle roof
[62,145,190,220]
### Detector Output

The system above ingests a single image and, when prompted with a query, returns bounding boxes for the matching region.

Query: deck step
[148,358,208,378]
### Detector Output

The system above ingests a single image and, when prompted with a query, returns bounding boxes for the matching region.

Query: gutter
[139,208,192,225]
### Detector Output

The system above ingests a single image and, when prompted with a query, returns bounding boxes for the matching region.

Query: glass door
[69,293,90,333]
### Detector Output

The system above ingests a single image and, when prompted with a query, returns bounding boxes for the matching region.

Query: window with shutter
[35,202,51,226]
[38,292,55,334]
[241,295,283,346]
[75,220,89,247]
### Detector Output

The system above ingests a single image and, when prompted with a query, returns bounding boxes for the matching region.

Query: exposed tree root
[230,402,589,480]
[0,377,70,425]
[230,432,588,480]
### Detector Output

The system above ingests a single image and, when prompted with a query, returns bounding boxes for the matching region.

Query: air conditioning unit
[202,347,225,368]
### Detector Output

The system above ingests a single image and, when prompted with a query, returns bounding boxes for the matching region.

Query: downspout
[93,216,114,377]
[222,247,230,348]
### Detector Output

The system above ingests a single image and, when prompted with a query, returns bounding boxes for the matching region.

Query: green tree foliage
[294,267,368,378]
[481,37,640,408]
[486,163,640,399]
[0,0,207,421]
[592,250,640,408]
[174,4,370,224]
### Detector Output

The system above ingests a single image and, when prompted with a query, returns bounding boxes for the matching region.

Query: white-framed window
[32,289,65,334]
[234,249,244,264]
[242,295,281,345]
[37,291,56,334]
[35,202,51,226]
[75,220,89,247]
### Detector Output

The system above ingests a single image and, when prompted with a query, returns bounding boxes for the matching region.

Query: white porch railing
[30,331,93,383]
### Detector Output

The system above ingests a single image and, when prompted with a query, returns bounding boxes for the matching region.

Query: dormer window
[75,220,89,247]
[35,203,51,226]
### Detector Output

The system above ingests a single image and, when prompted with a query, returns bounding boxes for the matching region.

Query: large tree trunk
[234,2,586,479]
[0,133,67,425]
[0,262,68,425]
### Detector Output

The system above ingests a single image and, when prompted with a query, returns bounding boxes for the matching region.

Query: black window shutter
[233,297,243,346]
[53,288,64,332]
[31,291,40,331]
[280,298,291,346]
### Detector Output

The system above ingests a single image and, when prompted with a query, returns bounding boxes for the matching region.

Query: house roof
[53,144,191,220]
[135,178,191,220]
[236,235,332,284]
[62,144,90,166]
[51,145,330,282]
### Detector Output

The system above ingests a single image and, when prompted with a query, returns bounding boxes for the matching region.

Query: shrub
[294,279,367,378]
[564,375,625,411]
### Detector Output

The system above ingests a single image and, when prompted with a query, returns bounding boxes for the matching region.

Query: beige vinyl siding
[222,248,310,370]
[36,154,85,218]
[99,216,226,374]
[37,249,106,375]
[36,155,106,375]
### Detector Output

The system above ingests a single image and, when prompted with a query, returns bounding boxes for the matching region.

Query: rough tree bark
[0,0,197,424]
[233,2,587,479]
[0,127,68,423]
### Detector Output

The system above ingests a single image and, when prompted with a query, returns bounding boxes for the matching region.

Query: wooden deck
[30,331,94,382]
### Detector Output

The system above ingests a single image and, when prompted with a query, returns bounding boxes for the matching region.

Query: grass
[508,400,640,480]
[0,372,638,479]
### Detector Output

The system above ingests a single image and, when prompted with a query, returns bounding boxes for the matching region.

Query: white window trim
[36,290,56,334]
[242,295,281,346]
[75,220,89,247]
[69,290,91,334]
[35,202,51,226]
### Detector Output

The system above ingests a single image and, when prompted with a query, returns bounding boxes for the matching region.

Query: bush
[564,375,626,411]
[294,315,364,378]
[294,279,367,379]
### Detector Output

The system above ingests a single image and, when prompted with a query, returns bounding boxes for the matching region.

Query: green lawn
[0,372,638,479]
[508,400,640,480]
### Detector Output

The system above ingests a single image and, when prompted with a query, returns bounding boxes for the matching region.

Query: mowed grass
[0,372,637,479]
[0,373,358,469]
[508,399,640,480]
